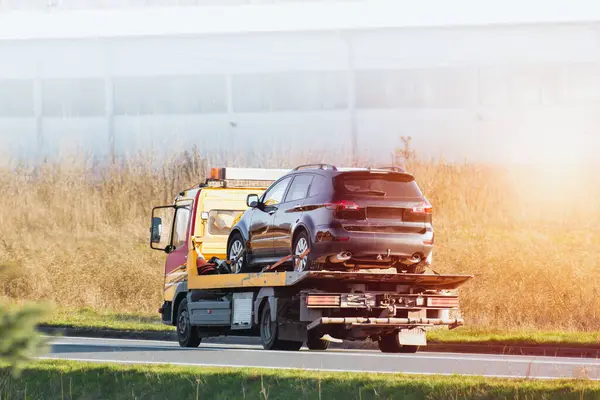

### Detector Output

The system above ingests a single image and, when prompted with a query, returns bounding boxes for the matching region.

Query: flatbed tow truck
[150,167,472,353]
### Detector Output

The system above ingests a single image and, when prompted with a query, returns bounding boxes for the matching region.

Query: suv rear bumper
[311,225,433,263]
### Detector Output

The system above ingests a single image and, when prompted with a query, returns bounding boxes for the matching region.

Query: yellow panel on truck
[187,270,472,290]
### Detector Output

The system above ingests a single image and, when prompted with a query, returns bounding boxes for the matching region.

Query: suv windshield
[334,173,423,198]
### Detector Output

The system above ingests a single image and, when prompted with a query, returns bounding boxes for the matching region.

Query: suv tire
[228,233,249,273]
[292,230,313,272]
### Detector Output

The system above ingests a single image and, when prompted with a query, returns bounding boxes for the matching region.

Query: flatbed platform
[189,270,473,290]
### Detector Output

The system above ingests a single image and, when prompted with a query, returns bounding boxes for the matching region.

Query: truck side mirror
[150,205,176,251]
[150,217,162,243]
[246,194,260,208]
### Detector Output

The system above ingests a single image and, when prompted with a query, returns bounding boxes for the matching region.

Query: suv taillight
[410,200,433,215]
[405,200,433,222]
[326,200,365,220]
[326,200,360,211]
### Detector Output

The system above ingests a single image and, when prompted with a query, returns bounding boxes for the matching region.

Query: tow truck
[150,167,472,352]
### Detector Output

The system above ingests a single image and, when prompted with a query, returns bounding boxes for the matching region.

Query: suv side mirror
[150,217,162,243]
[246,194,260,208]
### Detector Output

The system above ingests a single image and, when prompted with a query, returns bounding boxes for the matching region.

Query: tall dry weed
[0,150,599,331]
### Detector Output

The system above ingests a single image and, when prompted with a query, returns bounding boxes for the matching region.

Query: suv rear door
[272,173,314,256]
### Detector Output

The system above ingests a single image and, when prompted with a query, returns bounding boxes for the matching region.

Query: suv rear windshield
[334,173,423,198]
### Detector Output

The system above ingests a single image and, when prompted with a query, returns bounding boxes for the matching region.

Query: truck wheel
[378,332,419,353]
[177,298,201,348]
[228,233,249,273]
[260,302,302,351]
[306,331,330,351]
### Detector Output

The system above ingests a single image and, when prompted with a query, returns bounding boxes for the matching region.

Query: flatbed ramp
[189,270,473,290]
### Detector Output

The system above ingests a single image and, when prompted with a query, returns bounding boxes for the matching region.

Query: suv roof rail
[293,164,338,171]
[370,165,406,173]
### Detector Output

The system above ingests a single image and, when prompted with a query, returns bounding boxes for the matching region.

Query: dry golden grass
[1,149,599,331]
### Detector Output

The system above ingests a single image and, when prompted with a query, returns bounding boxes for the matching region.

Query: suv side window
[284,174,314,203]
[262,176,292,206]
[308,174,329,197]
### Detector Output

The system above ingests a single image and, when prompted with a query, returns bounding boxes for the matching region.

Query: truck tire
[260,302,302,351]
[176,298,201,348]
[306,331,330,351]
[228,233,249,273]
[378,332,419,353]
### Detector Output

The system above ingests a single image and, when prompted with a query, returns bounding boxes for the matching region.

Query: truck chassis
[162,269,471,353]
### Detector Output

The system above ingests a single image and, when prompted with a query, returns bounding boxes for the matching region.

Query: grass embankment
[1,360,600,400]
[1,151,600,333]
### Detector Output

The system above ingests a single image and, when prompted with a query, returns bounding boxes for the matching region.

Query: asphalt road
[41,336,600,380]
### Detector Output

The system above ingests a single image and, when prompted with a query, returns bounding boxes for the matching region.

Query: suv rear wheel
[293,231,313,272]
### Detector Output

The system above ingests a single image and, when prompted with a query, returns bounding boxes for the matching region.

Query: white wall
[0,23,599,164]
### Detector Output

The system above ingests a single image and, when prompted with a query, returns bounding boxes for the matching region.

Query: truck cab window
[172,207,190,249]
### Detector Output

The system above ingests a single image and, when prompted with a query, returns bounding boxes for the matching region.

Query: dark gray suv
[227,164,434,273]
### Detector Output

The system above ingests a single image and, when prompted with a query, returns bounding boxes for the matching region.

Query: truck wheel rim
[295,238,308,271]
[230,240,244,273]
[178,310,189,336]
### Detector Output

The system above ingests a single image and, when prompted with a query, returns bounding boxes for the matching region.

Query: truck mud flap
[306,317,463,331]
[398,328,427,346]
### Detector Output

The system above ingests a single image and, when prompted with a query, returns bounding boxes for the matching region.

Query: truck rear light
[306,295,341,307]
[427,297,459,308]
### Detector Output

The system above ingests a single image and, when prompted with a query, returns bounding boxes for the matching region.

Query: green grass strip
[43,307,171,332]
[1,360,600,400]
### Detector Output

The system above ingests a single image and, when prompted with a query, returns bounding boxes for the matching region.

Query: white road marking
[37,356,570,380]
